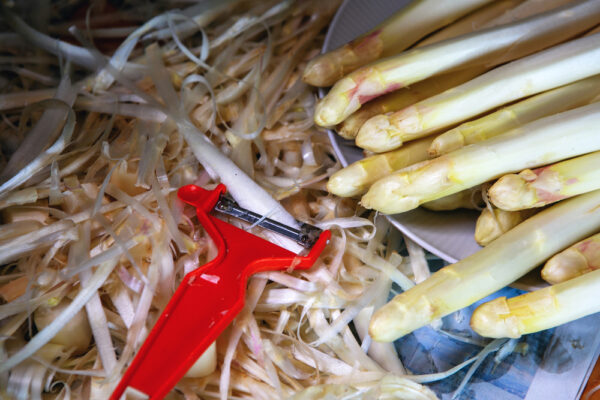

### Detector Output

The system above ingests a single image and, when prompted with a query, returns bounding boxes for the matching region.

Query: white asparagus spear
[471,267,600,338]
[428,75,600,156]
[541,233,600,284]
[303,0,492,87]
[370,188,600,342]
[361,102,600,214]
[316,0,600,128]
[356,31,600,152]
[489,151,600,211]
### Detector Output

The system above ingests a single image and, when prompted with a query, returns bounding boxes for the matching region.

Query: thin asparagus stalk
[361,100,600,214]
[314,0,600,128]
[421,187,483,211]
[302,0,491,87]
[541,233,600,284]
[338,67,486,139]
[416,0,523,48]
[369,188,600,342]
[327,136,433,198]
[489,151,600,211]
[428,75,600,157]
[474,207,533,246]
[471,267,600,338]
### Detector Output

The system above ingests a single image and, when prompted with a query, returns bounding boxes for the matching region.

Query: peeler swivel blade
[110,184,330,399]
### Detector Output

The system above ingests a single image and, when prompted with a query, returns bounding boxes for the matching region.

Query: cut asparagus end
[355,114,404,152]
[428,129,466,157]
[489,172,539,211]
[542,248,589,284]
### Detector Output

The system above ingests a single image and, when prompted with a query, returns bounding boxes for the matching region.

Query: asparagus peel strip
[369,188,600,342]
[428,75,600,157]
[302,0,491,87]
[541,233,600,284]
[361,102,600,214]
[315,0,600,128]
[489,151,600,211]
[327,136,433,198]
[471,267,600,338]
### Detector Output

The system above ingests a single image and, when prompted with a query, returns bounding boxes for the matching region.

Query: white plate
[322,0,483,264]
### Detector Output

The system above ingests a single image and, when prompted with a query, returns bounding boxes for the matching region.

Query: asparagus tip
[355,114,403,152]
[369,295,433,342]
[337,116,365,139]
[314,77,360,126]
[470,297,521,339]
[541,249,588,284]
[489,173,537,211]
[303,55,343,87]
[428,130,465,157]
[361,177,419,213]
[474,208,525,246]
[326,167,365,197]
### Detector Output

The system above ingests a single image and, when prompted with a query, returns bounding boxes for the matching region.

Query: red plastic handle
[111,184,330,399]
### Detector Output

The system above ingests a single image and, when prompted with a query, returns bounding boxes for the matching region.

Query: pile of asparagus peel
[306,0,600,342]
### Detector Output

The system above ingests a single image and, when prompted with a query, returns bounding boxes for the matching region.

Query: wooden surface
[582,357,600,400]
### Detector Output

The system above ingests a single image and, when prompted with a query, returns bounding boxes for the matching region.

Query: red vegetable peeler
[111,184,330,399]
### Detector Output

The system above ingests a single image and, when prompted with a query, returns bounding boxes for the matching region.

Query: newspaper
[395,287,600,399]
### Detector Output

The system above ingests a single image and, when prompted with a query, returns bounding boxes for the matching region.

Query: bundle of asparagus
[306,0,600,342]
